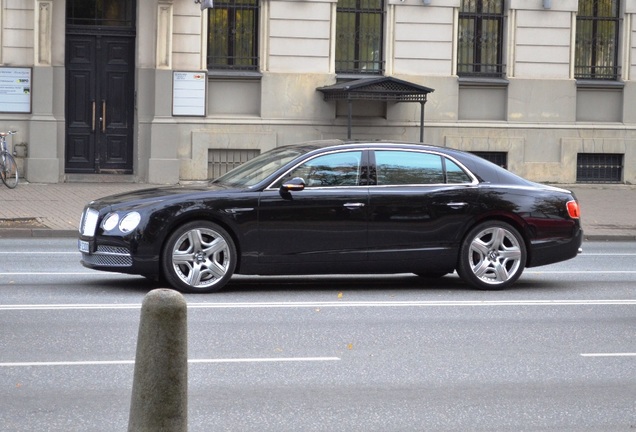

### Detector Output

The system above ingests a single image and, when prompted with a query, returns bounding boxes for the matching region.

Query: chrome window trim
[264,147,479,191]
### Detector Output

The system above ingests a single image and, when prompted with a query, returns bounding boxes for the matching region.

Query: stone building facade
[0,0,634,184]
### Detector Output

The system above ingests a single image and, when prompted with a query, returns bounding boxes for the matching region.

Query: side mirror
[280,177,306,193]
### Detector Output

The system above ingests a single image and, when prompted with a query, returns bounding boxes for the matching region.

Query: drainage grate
[576,153,623,183]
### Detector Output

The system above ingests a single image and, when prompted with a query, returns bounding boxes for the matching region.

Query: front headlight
[119,212,141,233]
[102,213,120,231]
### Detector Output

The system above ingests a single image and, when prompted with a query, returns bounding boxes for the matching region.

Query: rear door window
[375,151,444,185]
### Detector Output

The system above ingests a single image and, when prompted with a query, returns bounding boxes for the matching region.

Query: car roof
[281,139,533,186]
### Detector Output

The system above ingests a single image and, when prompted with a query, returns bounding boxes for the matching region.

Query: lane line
[580,353,636,357]
[1,270,636,277]
[0,357,341,367]
[1,299,636,311]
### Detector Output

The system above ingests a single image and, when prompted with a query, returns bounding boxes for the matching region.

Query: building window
[336,0,385,74]
[471,151,507,170]
[457,0,505,78]
[575,0,620,80]
[207,0,259,71]
[66,0,134,27]
[577,153,623,183]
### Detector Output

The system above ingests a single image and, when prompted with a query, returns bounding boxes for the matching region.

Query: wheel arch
[157,210,244,275]
[458,213,532,267]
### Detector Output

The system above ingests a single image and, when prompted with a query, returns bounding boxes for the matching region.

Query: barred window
[575,0,620,80]
[577,153,623,183]
[207,0,259,71]
[457,0,505,78]
[336,0,385,74]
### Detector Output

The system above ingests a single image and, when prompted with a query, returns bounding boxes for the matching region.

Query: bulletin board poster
[0,67,32,113]
[172,71,207,117]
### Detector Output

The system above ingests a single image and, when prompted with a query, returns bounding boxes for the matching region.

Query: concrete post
[128,289,188,432]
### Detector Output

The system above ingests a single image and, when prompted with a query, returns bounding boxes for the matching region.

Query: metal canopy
[317,77,435,142]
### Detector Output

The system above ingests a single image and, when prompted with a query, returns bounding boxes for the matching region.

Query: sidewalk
[0,182,634,240]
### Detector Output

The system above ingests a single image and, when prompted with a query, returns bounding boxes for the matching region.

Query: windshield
[212,147,305,188]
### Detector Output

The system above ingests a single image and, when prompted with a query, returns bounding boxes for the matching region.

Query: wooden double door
[65,31,135,174]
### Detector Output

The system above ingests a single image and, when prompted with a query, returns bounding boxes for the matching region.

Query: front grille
[96,245,129,255]
[82,245,132,267]
[82,252,133,267]
[80,208,99,236]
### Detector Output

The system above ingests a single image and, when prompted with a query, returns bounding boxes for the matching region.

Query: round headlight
[119,212,141,233]
[102,213,120,232]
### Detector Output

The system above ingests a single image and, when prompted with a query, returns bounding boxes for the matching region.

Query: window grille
[457,0,505,78]
[576,153,623,183]
[575,0,620,80]
[336,0,385,74]
[471,151,508,170]
[207,0,259,71]
[66,0,134,27]
[208,149,260,179]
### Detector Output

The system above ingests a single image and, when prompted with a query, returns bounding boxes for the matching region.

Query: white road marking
[1,299,635,311]
[0,270,636,277]
[0,357,341,367]
[580,353,636,357]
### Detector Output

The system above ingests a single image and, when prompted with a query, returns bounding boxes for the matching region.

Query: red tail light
[566,200,580,219]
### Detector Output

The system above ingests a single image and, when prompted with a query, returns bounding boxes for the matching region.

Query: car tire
[161,221,236,293]
[457,221,526,290]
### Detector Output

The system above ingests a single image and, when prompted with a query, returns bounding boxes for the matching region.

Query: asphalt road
[0,239,635,431]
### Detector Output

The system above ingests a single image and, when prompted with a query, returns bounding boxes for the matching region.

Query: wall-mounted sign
[172,71,207,117]
[0,67,32,113]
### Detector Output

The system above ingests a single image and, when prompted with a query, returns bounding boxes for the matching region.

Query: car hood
[86,184,235,211]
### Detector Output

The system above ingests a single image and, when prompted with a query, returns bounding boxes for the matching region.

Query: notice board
[0,67,32,113]
[172,71,207,116]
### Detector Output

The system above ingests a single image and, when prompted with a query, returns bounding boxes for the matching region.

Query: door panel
[66,38,97,172]
[258,188,369,267]
[368,186,479,271]
[257,150,369,268]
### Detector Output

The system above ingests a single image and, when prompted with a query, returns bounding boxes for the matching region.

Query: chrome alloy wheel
[458,221,527,290]
[468,226,522,285]
[162,221,236,293]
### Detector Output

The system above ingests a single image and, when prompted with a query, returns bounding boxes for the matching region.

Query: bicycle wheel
[0,151,18,188]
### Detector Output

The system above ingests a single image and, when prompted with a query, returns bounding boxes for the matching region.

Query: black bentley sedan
[79,140,582,293]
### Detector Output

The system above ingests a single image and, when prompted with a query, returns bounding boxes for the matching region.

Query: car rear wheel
[457,221,526,290]
[162,221,236,293]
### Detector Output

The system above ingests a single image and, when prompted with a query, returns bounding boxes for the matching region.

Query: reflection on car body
[79,140,582,293]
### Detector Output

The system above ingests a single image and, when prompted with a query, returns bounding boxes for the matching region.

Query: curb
[0,228,77,238]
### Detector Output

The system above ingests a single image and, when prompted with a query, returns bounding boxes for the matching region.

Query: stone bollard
[128,289,188,432]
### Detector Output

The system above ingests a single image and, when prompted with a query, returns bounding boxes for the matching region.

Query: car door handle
[344,203,365,209]
[446,202,468,209]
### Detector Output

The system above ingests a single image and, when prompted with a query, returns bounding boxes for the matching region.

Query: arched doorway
[65,0,136,174]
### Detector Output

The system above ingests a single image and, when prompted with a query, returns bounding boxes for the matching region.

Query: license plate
[78,240,90,253]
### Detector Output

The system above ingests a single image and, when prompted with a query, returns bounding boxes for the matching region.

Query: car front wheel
[457,221,526,290]
[161,221,236,293]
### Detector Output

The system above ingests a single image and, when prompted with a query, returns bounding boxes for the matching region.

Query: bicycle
[0,131,18,188]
